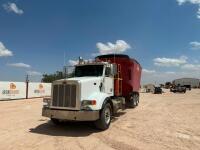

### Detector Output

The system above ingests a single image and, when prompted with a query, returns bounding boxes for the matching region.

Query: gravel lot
[0,89,200,150]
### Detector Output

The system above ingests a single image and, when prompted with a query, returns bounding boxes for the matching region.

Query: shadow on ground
[111,111,126,122]
[30,111,126,137]
[29,121,100,137]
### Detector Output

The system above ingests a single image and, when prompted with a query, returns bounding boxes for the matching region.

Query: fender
[87,92,111,111]
[101,97,113,110]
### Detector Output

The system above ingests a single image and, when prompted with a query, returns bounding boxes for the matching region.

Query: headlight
[43,97,51,107]
[81,100,96,106]
[81,100,96,110]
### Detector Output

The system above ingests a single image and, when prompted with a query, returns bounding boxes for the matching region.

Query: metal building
[172,78,200,88]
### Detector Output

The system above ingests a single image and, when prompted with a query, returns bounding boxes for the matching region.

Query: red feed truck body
[95,54,142,99]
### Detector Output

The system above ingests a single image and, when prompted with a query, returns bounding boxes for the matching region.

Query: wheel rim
[136,95,139,104]
[104,107,111,124]
[134,95,137,105]
[132,95,137,105]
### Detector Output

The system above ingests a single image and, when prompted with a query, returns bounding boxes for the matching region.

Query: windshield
[75,65,103,77]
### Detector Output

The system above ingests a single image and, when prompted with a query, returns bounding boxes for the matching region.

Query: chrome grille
[52,84,77,108]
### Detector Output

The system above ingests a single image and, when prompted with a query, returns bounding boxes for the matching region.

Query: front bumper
[42,107,99,121]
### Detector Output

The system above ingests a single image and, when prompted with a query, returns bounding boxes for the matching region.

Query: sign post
[26,75,29,99]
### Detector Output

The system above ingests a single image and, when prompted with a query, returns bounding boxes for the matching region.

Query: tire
[129,93,138,108]
[135,94,139,106]
[95,103,112,130]
[129,95,134,108]
[51,118,61,125]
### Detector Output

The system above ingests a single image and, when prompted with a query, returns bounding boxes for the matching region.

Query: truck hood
[67,77,102,103]
[54,76,111,110]
[57,77,103,109]
[59,77,103,83]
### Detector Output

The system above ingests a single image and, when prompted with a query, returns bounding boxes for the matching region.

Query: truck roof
[96,54,130,59]
[96,54,141,67]
[76,61,109,66]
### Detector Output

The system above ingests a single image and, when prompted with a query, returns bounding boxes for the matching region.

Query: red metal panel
[95,55,142,98]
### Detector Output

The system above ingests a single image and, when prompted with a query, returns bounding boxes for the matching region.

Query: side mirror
[105,67,111,77]
[111,64,117,76]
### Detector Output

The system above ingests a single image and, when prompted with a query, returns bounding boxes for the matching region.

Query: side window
[128,69,132,80]
[105,67,111,77]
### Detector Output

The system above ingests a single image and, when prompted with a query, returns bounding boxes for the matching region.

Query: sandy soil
[0,89,200,150]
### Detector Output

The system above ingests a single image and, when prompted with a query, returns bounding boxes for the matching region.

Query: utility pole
[63,51,68,78]
[63,66,67,78]
[26,74,29,99]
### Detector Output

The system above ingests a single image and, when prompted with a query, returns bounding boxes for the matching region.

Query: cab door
[104,66,114,96]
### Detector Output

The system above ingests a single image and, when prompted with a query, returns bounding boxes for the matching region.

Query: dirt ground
[0,89,200,150]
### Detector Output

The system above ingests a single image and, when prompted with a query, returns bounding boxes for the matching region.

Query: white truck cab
[42,61,124,130]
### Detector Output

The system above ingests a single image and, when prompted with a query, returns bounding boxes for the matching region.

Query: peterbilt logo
[63,81,67,84]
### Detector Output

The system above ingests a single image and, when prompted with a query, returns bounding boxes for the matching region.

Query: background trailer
[172,78,200,88]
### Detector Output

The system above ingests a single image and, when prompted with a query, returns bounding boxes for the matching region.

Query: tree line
[42,71,74,83]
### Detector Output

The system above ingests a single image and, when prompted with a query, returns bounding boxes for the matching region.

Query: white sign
[0,82,26,100]
[28,82,51,98]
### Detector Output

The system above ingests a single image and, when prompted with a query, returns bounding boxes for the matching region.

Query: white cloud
[142,69,156,74]
[190,41,200,50]
[27,71,42,76]
[177,0,200,5]
[69,60,79,66]
[96,40,131,55]
[181,63,200,71]
[69,59,93,66]
[165,71,176,74]
[3,2,24,15]
[197,7,200,18]
[194,59,199,63]
[7,63,31,68]
[177,0,200,18]
[153,56,188,67]
[0,42,13,57]
[91,53,100,57]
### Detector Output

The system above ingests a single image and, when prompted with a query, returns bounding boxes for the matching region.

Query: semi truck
[42,54,142,130]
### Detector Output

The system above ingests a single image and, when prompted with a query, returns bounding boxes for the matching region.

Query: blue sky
[0,0,200,84]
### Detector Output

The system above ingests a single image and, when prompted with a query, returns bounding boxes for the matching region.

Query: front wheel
[94,103,112,130]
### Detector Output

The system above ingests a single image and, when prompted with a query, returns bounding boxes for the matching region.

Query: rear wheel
[95,103,112,130]
[128,93,139,108]
[135,94,139,106]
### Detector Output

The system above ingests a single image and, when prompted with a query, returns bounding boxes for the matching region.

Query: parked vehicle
[165,82,172,89]
[42,54,142,130]
[183,85,191,91]
[170,85,186,93]
[154,87,162,94]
